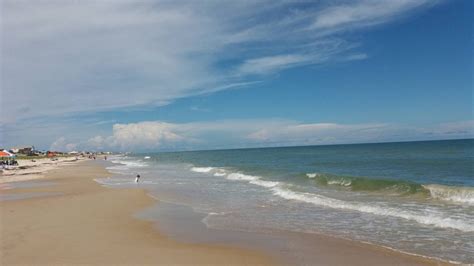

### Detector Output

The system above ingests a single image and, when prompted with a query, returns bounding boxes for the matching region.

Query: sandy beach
[0,157,85,184]
[2,1,471,264]
[1,160,273,265]
[0,161,449,265]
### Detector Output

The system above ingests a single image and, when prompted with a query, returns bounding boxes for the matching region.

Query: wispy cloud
[311,0,433,31]
[2,0,436,123]
[237,54,313,75]
[2,0,449,151]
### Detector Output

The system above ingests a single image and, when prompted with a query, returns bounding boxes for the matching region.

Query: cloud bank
[51,119,474,152]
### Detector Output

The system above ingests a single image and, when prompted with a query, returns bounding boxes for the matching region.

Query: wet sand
[1,161,448,265]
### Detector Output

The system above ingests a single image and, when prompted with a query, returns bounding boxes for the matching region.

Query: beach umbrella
[0,150,15,158]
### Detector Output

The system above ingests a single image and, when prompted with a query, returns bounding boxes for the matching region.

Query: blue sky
[1,0,472,151]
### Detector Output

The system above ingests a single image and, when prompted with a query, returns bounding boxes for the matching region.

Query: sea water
[97,139,474,263]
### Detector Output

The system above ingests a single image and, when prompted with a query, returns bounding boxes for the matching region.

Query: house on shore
[10,146,34,155]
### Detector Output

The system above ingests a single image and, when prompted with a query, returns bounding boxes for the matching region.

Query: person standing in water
[135,174,140,183]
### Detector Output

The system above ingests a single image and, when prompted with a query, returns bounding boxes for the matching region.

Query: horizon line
[132,137,474,155]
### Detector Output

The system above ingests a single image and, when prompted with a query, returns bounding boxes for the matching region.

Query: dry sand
[1,161,273,265]
[0,157,86,184]
[0,161,448,265]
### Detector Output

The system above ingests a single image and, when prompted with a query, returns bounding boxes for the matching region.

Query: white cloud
[237,54,311,75]
[246,122,389,144]
[312,0,432,31]
[419,120,474,136]
[86,136,106,151]
[2,1,222,121]
[106,122,185,150]
[50,137,77,152]
[1,0,435,123]
[1,1,447,151]
[67,119,473,152]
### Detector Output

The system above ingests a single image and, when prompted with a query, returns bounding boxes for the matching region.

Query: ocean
[97,139,474,264]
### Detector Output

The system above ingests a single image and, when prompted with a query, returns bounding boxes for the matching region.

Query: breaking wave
[271,186,474,232]
[222,172,473,231]
[305,173,424,194]
[216,169,474,232]
[110,159,148,168]
[214,172,227,177]
[225,173,278,187]
[107,158,148,174]
[187,166,474,231]
[306,173,320,178]
[305,172,474,205]
[191,167,214,173]
[423,184,474,205]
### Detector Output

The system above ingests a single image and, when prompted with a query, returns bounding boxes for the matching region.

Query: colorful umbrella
[0,150,16,158]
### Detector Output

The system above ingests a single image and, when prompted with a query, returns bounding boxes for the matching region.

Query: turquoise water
[149,139,473,187]
[101,139,474,263]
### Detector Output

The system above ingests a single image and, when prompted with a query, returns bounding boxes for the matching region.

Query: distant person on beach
[135,174,140,183]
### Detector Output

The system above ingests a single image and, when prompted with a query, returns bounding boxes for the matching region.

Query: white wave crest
[271,187,474,232]
[107,160,148,174]
[109,159,148,169]
[214,172,227,177]
[226,173,259,181]
[225,173,279,188]
[423,184,474,205]
[191,167,214,173]
[218,170,474,232]
[306,173,319,178]
[306,173,351,186]
[250,179,280,188]
[327,179,352,186]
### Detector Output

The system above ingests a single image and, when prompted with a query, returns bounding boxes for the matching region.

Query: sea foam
[226,173,259,181]
[190,167,214,173]
[193,166,474,232]
[110,159,148,168]
[213,172,227,177]
[223,171,474,232]
[271,186,474,232]
[423,184,474,205]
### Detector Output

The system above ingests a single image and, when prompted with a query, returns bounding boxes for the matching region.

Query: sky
[1,0,473,152]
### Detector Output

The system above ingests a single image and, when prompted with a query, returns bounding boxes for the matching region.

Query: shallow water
[99,139,474,264]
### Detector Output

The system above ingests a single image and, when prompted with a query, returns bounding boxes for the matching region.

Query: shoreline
[1,160,274,265]
[1,160,452,265]
[136,194,452,266]
[137,196,453,266]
